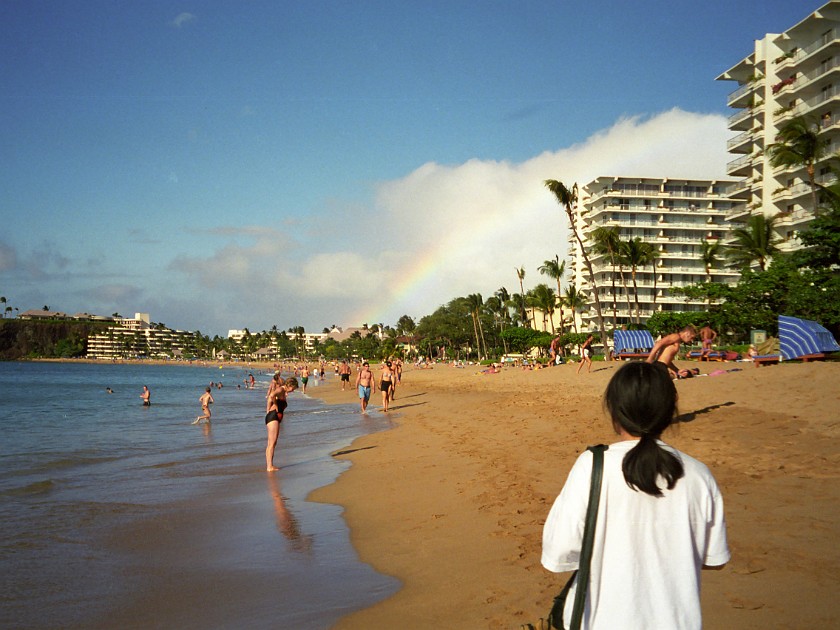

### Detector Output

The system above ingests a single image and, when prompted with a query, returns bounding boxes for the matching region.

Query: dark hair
[604,362,684,497]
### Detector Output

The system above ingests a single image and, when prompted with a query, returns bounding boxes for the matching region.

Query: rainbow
[349,246,444,326]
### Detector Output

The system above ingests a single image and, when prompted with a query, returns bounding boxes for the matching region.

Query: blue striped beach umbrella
[613,330,655,354]
[778,315,840,360]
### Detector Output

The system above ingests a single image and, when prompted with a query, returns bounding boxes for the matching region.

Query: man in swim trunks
[299,364,310,394]
[140,385,151,406]
[646,325,697,379]
[699,324,717,358]
[338,360,352,390]
[356,362,375,413]
[265,377,299,472]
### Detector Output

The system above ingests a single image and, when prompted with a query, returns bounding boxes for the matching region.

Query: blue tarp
[779,315,840,360]
[614,330,655,354]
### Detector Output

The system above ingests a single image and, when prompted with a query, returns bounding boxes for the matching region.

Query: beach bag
[522,445,607,630]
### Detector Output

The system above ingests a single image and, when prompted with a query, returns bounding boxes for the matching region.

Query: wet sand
[310,360,840,628]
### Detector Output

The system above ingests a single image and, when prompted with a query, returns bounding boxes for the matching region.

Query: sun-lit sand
[308,359,840,629]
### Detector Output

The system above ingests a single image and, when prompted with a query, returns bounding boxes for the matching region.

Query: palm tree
[700,239,723,283]
[563,285,586,334]
[591,226,623,331]
[527,284,557,333]
[767,115,826,215]
[494,287,511,327]
[515,266,532,327]
[484,295,507,354]
[639,241,659,315]
[466,293,487,360]
[545,180,607,345]
[619,237,649,324]
[538,255,566,333]
[727,214,781,271]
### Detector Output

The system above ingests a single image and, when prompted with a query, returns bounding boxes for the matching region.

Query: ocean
[0,361,399,629]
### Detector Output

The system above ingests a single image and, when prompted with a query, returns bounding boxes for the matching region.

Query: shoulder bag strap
[569,444,608,630]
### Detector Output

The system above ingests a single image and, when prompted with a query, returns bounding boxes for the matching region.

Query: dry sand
[309,359,840,629]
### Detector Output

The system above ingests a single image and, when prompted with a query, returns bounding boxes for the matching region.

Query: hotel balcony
[728,107,756,131]
[726,130,753,153]
[727,80,761,108]
[726,154,753,177]
[725,203,751,221]
[776,208,813,228]
[799,27,840,64]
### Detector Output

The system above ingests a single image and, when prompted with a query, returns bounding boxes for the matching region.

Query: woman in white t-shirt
[542,361,730,629]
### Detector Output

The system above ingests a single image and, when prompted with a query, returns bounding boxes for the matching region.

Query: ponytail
[621,434,684,497]
[604,361,684,497]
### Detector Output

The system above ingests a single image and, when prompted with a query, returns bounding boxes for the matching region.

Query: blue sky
[1,0,815,336]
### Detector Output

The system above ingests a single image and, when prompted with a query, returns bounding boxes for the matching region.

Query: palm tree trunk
[610,257,617,332]
[631,267,641,325]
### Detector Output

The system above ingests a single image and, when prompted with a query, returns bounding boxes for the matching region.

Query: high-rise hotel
[717,1,840,251]
[569,177,740,331]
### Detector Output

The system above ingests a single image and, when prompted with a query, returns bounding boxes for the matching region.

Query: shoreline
[308,360,840,628]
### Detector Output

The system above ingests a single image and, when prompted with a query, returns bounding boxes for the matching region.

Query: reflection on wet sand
[267,473,313,553]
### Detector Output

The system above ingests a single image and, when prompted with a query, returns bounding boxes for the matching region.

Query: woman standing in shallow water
[265,377,298,472]
[541,361,730,629]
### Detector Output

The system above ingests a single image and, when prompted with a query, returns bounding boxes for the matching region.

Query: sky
[0,0,817,337]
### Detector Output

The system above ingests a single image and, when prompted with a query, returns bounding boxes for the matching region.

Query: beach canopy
[779,315,840,360]
[613,330,655,354]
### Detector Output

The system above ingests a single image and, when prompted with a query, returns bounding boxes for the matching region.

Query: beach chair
[687,350,727,361]
[613,330,654,360]
[779,315,840,362]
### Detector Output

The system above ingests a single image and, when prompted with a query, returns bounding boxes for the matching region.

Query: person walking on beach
[140,385,151,406]
[550,335,562,365]
[542,361,729,628]
[577,335,594,374]
[356,362,375,414]
[194,387,215,424]
[338,360,352,391]
[699,324,717,358]
[379,361,396,411]
[300,364,310,394]
[265,376,299,472]
[646,325,697,379]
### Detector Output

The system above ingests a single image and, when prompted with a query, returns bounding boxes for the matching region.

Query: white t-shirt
[542,440,730,630]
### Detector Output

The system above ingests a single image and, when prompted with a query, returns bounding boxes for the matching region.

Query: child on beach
[542,361,729,628]
[265,376,299,472]
[576,334,594,374]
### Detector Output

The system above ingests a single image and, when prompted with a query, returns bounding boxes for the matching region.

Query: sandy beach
[307,359,840,629]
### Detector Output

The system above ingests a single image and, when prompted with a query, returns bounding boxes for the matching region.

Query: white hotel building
[568,177,740,332]
[717,1,840,251]
[86,313,196,360]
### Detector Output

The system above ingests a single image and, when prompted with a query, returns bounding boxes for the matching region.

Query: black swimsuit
[265,399,288,424]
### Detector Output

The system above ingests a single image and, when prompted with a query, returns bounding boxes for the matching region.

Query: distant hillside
[0,319,115,360]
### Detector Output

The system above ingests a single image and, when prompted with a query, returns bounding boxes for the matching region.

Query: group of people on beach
[353,358,401,413]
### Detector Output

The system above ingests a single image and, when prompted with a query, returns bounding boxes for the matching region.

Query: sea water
[0,361,399,629]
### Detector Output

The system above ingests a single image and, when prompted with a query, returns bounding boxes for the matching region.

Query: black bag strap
[569,444,608,630]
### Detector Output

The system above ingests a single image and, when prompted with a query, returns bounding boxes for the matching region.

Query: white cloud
[170,12,195,28]
[165,108,730,333]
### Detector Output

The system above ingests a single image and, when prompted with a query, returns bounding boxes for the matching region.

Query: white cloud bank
[165,107,730,333]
